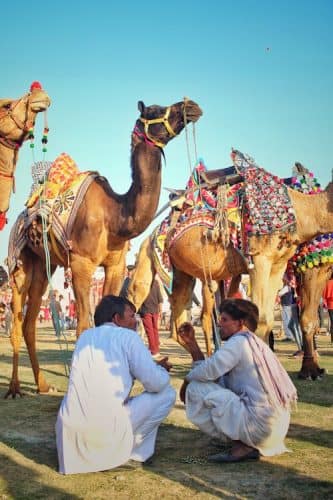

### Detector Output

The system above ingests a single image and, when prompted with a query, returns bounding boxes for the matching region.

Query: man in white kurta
[56,308,175,474]
[178,298,297,462]
[185,334,290,457]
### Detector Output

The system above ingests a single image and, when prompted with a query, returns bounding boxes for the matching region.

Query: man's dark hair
[219,298,259,332]
[127,264,135,272]
[94,295,136,327]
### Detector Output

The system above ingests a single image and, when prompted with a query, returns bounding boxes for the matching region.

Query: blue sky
[1,0,332,283]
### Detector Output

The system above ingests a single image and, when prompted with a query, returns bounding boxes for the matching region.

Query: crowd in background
[1,270,332,349]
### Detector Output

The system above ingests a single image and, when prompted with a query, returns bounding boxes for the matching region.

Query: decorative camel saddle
[8,153,99,273]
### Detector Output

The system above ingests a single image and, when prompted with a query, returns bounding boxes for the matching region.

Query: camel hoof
[4,389,24,399]
[38,385,57,394]
[298,373,311,380]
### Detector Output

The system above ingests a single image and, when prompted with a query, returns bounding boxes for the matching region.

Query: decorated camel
[6,98,202,397]
[231,151,333,366]
[129,153,333,369]
[0,82,50,229]
[128,232,230,356]
[128,169,247,356]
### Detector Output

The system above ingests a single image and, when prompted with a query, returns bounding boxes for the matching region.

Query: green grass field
[0,327,332,499]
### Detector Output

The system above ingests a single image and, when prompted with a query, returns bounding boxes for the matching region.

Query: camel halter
[139,106,177,148]
[0,93,32,150]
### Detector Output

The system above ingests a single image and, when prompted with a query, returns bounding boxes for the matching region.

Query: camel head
[135,98,202,148]
[0,81,51,147]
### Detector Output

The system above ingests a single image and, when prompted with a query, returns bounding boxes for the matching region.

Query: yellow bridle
[139,106,177,148]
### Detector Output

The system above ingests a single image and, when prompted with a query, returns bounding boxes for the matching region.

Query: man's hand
[157,356,172,372]
[178,322,205,361]
[179,380,189,403]
[178,322,196,345]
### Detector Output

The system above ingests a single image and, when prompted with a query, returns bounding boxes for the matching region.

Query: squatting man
[56,295,297,472]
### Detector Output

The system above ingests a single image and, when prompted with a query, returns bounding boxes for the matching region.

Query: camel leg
[23,259,54,393]
[227,275,242,297]
[70,256,96,335]
[250,256,286,343]
[201,282,215,356]
[5,252,32,398]
[298,266,330,380]
[127,238,155,311]
[170,269,196,350]
[103,244,130,296]
[103,265,126,296]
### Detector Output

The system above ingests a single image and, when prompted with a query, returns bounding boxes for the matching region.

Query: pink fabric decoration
[236,330,298,409]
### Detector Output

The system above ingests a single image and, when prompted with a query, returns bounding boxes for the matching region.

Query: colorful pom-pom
[30,81,42,92]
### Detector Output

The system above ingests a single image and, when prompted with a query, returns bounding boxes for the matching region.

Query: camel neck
[291,186,333,243]
[0,143,17,175]
[115,140,162,238]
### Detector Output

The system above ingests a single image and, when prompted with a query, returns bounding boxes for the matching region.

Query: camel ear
[138,101,146,115]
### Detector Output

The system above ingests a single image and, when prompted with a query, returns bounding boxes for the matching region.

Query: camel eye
[2,103,11,110]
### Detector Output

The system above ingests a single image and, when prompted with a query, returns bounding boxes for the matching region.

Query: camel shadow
[288,422,333,449]
[0,349,70,384]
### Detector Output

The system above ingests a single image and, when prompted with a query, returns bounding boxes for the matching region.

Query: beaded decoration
[290,162,322,194]
[231,149,296,237]
[29,161,52,197]
[290,234,333,273]
[27,81,50,158]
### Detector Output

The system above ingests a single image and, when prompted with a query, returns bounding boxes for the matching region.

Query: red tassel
[30,81,42,92]
[0,212,7,230]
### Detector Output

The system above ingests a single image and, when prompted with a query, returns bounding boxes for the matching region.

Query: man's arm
[128,334,170,392]
[278,285,289,297]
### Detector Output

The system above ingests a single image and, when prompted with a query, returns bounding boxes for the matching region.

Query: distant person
[323,276,333,339]
[318,297,325,331]
[68,299,77,329]
[178,298,297,463]
[160,295,171,330]
[120,265,135,299]
[50,292,64,332]
[56,295,175,474]
[139,277,163,358]
[278,276,303,356]
[185,281,201,322]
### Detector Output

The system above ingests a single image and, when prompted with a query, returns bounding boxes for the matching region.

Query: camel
[247,184,333,339]
[127,231,245,356]
[0,82,51,227]
[6,98,202,397]
[129,161,333,362]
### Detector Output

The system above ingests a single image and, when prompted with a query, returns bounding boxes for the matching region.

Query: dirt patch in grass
[0,327,332,499]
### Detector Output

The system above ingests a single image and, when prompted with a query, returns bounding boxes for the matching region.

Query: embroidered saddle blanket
[8,153,98,273]
[151,160,244,292]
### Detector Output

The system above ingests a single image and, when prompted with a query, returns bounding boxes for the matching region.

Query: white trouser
[126,385,176,461]
[186,380,232,442]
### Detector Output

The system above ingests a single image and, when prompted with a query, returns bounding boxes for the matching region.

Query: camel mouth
[184,100,203,123]
[30,97,51,112]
